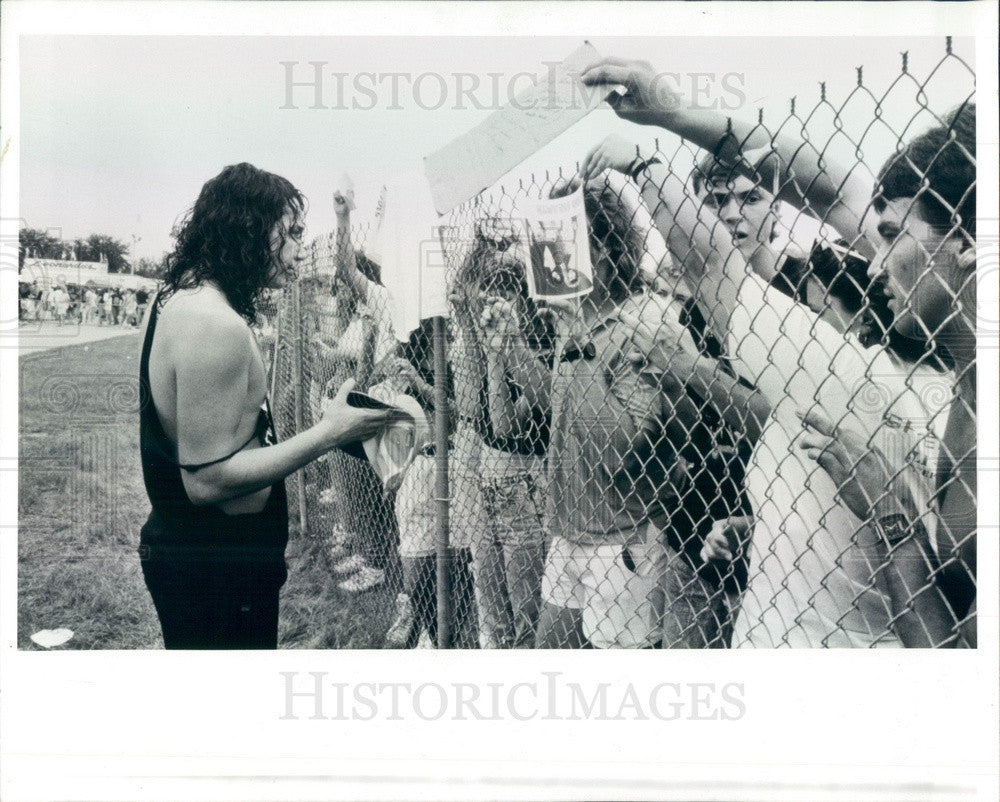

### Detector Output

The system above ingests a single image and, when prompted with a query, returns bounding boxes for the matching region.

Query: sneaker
[328,542,351,563]
[329,532,350,550]
[338,565,385,593]
[383,593,416,648]
[332,554,366,576]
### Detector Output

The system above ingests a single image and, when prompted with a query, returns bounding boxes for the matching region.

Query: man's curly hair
[584,182,646,303]
[162,163,306,323]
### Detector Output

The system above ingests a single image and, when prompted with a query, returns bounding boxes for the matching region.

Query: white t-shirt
[315,281,397,366]
[360,282,398,364]
[725,271,950,648]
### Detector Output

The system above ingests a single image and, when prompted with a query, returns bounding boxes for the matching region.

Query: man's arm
[798,408,965,647]
[615,303,771,443]
[580,58,875,253]
[874,535,961,648]
[175,314,391,507]
[934,385,977,635]
[672,355,771,443]
[500,337,552,412]
[596,327,697,473]
[334,194,373,304]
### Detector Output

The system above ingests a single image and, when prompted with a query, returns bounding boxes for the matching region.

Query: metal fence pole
[268,301,282,409]
[291,282,308,536]
[433,314,452,649]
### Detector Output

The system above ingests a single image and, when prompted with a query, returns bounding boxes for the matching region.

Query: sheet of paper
[29,628,74,648]
[423,41,611,214]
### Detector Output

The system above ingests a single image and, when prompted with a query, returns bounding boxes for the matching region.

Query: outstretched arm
[174,312,393,507]
[666,352,771,443]
[615,306,771,443]
[577,136,865,421]
[798,407,963,647]
[334,191,373,304]
[580,58,875,254]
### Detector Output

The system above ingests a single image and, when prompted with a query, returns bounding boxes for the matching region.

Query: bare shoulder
[156,287,256,374]
[162,287,251,342]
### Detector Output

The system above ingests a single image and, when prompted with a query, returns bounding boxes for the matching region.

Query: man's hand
[550,159,638,205]
[318,378,393,448]
[333,190,355,219]
[580,58,683,126]
[627,341,701,397]
[448,288,479,334]
[797,408,917,521]
[701,515,754,564]
[479,296,520,351]
[549,175,581,199]
[579,134,641,182]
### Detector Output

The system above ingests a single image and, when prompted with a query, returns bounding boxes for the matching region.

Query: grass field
[18,334,397,650]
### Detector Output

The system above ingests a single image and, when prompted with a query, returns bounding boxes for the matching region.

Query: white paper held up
[423,41,613,215]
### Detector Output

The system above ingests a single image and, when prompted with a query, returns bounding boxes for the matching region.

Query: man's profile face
[700,174,779,261]
[266,208,304,289]
[868,197,964,340]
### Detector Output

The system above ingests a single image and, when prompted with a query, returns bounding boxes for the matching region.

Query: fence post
[291,282,308,536]
[268,300,282,408]
[432,314,452,649]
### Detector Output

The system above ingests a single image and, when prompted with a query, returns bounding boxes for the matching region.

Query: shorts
[448,421,486,551]
[541,532,665,649]
[396,454,437,558]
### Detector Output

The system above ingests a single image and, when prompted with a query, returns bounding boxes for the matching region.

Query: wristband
[628,155,663,183]
[873,513,915,547]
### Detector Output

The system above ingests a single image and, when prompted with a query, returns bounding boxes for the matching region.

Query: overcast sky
[19,35,975,260]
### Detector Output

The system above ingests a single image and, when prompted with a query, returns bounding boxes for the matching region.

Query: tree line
[18,228,166,279]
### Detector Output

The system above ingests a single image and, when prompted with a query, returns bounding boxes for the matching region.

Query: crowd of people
[19,283,152,328]
[136,54,978,651]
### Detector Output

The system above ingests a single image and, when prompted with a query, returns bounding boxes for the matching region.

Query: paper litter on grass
[30,628,74,648]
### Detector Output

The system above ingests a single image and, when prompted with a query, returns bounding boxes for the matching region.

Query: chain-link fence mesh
[265,39,978,649]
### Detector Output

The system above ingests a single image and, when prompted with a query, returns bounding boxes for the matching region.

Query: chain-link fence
[266,39,978,649]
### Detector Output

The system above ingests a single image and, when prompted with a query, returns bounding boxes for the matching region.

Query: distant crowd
[19,283,152,328]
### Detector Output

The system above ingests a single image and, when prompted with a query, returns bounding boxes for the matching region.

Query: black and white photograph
[1,2,997,800]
